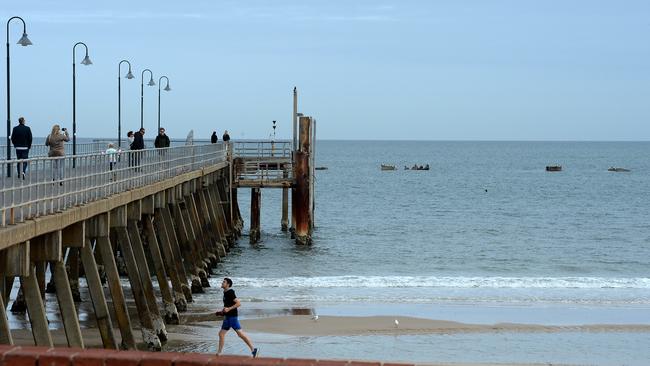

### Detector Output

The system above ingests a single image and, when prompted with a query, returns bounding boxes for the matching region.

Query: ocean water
[203,141,650,364]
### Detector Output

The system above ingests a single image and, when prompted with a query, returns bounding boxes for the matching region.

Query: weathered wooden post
[126,201,168,343]
[294,116,313,245]
[94,212,137,350]
[0,242,29,344]
[163,188,194,302]
[113,205,161,351]
[250,188,261,244]
[281,169,289,231]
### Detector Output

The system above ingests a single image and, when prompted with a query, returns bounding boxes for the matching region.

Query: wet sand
[239,315,650,336]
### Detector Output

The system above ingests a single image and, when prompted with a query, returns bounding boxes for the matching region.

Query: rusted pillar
[281,169,289,231]
[294,116,313,245]
[250,188,261,244]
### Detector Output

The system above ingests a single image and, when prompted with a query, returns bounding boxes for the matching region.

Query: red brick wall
[0,346,414,366]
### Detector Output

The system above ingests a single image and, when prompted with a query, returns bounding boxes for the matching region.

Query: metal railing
[233,140,292,158]
[0,142,108,159]
[0,143,228,227]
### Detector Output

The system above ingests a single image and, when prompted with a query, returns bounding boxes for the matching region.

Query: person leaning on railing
[45,124,70,185]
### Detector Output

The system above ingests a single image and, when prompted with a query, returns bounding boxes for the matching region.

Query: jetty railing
[233,140,292,158]
[0,143,228,227]
[0,142,108,159]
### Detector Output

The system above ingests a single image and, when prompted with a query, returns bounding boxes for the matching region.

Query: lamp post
[157,76,171,131]
[5,16,32,177]
[72,42,92,165]
[118,60,134,148]
[140,69,155,129]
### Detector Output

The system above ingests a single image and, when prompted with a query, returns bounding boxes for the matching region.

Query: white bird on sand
[312,315,319,322]
[394,319,399,328]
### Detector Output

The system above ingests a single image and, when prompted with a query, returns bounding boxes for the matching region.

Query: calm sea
[204,141,650,365]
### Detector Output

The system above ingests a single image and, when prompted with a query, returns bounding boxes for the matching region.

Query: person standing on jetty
[131,128,145,168]
[11,116,32,178]
[216,278,258,358]
[211,131,218,143]
[154,127,170,149]
[45,124,69,184]
[222,130,230,142]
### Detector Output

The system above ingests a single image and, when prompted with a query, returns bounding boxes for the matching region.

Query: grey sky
[1,1,649,140]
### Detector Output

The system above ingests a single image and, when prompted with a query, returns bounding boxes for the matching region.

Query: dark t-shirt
[223,288,238,317]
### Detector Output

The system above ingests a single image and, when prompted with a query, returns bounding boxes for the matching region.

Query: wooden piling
[143,214,180,324]
[154,208,188,312]
[160,205,193,302]
[294,116,313,245]
[22,266,53,346]
[80,240,118,349]
[52,261,84,348]
[115,226,161,351]
[250,188,261,244]
[0,291,13,345]
[281,169,289,231]
[127,217,168,343]
[171,202,204,293]
[102,211,137,350]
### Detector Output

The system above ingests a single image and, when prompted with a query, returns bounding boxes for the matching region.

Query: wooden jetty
[0,90,316,350]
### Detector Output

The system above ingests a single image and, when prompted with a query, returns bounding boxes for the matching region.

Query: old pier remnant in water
[232,87,316,245]
[0,89,316,350]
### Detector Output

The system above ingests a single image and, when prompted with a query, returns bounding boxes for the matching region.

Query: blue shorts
[221,316,241,331]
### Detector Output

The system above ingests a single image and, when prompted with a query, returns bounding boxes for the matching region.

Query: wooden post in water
[100,211,137,350]
[62,222,84,302]
[250,188,261,244]
[281,169,289,231]
[126,202,168,343]
[294,116,313,245]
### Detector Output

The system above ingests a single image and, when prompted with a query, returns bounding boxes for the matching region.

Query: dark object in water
[608,167,630,172]
[381,164,396,171]
[315,166,328,170]
[405,164,430,171]
[546,165,562,172]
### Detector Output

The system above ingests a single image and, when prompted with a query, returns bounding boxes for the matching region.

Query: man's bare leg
[234,329,255,351]
[217,329,227,354]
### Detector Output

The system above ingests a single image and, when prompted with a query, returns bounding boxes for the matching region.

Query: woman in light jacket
[45,124,70,183]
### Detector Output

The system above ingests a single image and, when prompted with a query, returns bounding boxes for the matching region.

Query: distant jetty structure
[0,88,316,350]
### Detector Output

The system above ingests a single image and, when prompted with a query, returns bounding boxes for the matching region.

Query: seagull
[312,315,319,322]
[394,319,399,328]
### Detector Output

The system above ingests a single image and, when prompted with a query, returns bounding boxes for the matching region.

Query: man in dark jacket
[154,128,170,148]
[211,131,218,144]
[11,117,32,177]
[222,130,230,142]
[130,128,145,168]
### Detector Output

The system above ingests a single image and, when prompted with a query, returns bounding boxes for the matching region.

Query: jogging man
[217,278,258,357]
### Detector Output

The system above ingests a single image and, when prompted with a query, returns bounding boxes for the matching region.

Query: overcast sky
[1,1,649,140]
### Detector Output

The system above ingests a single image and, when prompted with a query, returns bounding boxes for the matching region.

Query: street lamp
[140,69,155,129]
[72,42,92,164]
[157,76,171,131]
[5,16,32,177]
[118,60,134,148]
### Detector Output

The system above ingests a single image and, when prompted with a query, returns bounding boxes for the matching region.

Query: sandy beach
[239,315,650,336]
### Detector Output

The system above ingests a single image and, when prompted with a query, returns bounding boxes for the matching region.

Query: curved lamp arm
[73,42,92,65]
[142,69,155,86]
[6,16,30,45]
[119,59,134,79]
[158,76,171,92]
